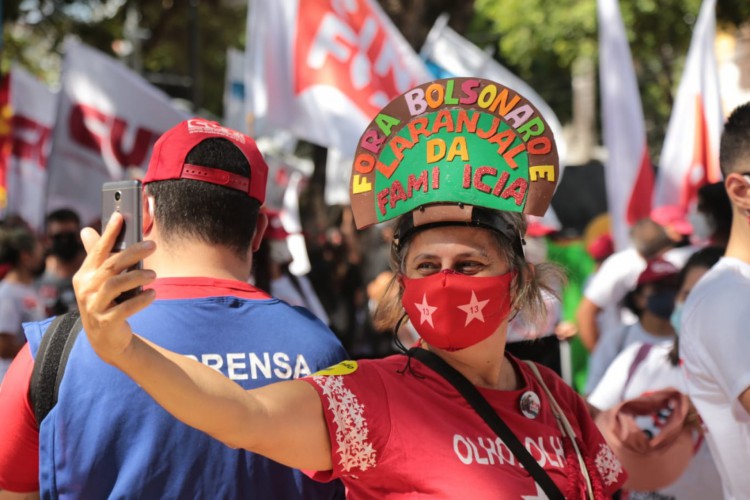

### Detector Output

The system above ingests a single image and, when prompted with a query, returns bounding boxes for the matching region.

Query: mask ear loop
[394,312,425,379]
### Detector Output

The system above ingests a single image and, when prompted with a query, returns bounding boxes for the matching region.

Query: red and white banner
[6,66,56,232]
[598,0,654,250]
[653,0,722,212]
[46,40,188,224]
[245,0,431,155]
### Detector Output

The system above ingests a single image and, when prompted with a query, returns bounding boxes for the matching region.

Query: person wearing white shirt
[681,102,750,500]
[589,247,724,499]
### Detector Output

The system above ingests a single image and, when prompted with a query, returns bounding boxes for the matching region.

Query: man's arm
[0,491,40,499]
[0,346,40,493]
[73,213,333,472]
[576,298,601,352]
[0,334,22,359]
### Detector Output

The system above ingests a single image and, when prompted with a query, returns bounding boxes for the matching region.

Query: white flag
[46,40,188,224]
[223,48,247,133]
[598,0,654,250]
[245,0,431,155]
[421,15,568,167]
[7,66,56,232]
[420,14,566,231]
[654,0,722,211]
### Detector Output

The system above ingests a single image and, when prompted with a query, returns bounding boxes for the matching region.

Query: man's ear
[142,191,155,236]
[251,210,269,252]
[725,173,750,211]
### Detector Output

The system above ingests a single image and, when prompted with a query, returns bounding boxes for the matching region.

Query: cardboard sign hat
[349,77,559,234]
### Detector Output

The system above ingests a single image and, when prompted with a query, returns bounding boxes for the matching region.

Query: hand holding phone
[101,180,143,302]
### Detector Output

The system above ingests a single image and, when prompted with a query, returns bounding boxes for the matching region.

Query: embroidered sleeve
[300,361,391,480]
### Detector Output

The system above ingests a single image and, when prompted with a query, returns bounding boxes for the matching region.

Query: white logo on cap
[186,119,246,144]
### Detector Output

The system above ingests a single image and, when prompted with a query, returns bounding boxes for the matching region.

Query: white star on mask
[415,294,437,327]
[457,291,490,326]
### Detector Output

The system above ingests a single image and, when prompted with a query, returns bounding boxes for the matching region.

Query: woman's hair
[372,210,565,333]
[697,182,732,244]
[0,226,37,267]
[667,246,724,366]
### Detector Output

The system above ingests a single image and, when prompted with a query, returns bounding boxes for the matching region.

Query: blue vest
[25,296,348,499]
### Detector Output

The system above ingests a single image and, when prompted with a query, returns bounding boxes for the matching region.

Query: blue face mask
[646,290,677,320]
[670,302,684,334]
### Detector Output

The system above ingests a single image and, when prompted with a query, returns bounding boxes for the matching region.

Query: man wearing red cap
[680,103,750,500]
[0,120,347,498]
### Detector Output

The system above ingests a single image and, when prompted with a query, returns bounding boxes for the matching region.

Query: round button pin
[519,391,541,419]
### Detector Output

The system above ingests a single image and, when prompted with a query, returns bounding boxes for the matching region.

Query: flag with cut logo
[598,0,654,250]
[46,40,188,224]
[653,0,722,212]
[6,66,56,232]
[245,0,431,155]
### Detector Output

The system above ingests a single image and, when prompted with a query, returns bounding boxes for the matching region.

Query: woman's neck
[640,313,675,337]
[424,331,521,391]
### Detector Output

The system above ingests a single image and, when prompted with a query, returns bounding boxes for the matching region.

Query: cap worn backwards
[143,119,269,204]
[349,77,559,235]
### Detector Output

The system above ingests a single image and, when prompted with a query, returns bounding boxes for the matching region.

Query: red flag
[246,0,431,155]
[598,0,654,249]
[46,41,188,224]
[654,0,722,213]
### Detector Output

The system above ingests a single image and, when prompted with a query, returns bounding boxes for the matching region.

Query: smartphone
[101,180,143,302]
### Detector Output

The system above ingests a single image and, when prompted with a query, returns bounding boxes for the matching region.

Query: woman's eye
[457,261,483,273]
[416,262,438,270]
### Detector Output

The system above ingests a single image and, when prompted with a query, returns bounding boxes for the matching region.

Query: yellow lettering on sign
[352,174,373,193]
[427,138,446,163]
[529,165,556,182]
[446,136,469,162]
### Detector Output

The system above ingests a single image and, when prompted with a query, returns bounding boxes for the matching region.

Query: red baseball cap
[650,205,692,236]
[637,258,679,286]
[143,119,268,204]
[263,209,291,241]
[587,233,615,262]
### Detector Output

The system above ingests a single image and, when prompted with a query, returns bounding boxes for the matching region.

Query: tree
[2,0,246,116]
[472,0,750,158]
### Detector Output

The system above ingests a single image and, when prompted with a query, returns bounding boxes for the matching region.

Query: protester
[68,79,626,498]
[680,102,750,499]
[577,213,693,350]
[253,208,330,324]
[36,208,85,316]
[579,217,685,393]
[0,120,348,498]
[689,181,733,247]
[588,246,724,499]
[0,225,46,382]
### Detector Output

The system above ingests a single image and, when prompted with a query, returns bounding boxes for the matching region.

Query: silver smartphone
[101,180,143,302]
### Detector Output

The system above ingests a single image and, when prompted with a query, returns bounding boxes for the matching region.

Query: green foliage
[472,0,746,158]
[2,0,246,116]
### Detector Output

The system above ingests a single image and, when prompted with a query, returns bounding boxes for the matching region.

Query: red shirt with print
[302,353,626,499]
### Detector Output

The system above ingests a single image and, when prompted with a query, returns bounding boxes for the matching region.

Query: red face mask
[401,269,514,351]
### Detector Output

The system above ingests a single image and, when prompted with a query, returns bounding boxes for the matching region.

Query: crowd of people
[0,77,747,499]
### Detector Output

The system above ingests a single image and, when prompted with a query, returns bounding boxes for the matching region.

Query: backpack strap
[620,343,654,401]
[29,311,83,425]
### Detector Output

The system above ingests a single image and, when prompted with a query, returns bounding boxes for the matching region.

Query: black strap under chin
[407,347,565,500]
